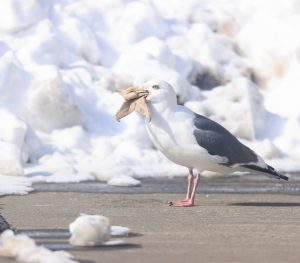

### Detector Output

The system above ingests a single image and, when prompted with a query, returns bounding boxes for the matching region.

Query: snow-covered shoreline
[0,0,300,194]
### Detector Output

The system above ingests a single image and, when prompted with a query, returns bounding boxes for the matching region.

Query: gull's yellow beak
[115,86,149,101]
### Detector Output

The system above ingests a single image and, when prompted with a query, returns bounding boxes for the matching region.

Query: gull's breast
[145,110,219,169]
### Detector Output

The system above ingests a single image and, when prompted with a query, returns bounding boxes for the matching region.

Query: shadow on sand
[37,241,142,252]
[17,229,143,239]
[16,228,142,251]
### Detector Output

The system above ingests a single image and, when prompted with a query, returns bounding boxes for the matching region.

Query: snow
[69,214,131,247]
[69,214,110,246]
[0,175,32,196]
[0,217,131,262]
[0,105,26,176]
[26,66,84,132]
[0,0,300,193]
[0,230,77,263]
[0,0,45,33]
[108,175,141,187]
[110,226,131,237]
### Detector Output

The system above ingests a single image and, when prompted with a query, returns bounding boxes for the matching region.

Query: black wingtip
[266,165,289,181]
[241,164,289,181]
[277,173,289,181]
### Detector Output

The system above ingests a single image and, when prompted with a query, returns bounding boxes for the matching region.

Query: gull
[117,80,289,207]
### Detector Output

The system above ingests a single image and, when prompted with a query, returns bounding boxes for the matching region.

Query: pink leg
[170,174,200,207]
[185,169,194,200]
[169,169,200,207]
[168,169,193,205]
[173,174,200,207]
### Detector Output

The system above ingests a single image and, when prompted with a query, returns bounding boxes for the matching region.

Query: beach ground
[1,177,300,263]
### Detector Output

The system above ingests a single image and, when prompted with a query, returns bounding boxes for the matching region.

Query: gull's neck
[147,101,178,127]
[147,100,177,116]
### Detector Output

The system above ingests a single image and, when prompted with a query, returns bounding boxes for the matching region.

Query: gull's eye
[152,85,160,90]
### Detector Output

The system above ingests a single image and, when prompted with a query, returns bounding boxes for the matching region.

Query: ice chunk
[69,214,132,247]
[69,214,110,246]
[0,230,76,263]
[0,230,36,258]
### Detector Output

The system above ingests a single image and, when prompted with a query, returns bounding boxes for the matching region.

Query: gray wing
[193,114,258,166]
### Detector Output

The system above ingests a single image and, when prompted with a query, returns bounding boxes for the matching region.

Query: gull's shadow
[229,202,300,207]
[17,229,143,239]
[16,228,142,252]
[16,229,70,239]
[38,242,142,251]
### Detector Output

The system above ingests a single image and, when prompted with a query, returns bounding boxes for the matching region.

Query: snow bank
[0,230,77,263]
[0,0,45,33]
[0,0,299,191]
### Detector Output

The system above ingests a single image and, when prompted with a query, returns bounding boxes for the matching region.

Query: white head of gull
[142,80,177,110]
[118,80,289,207]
